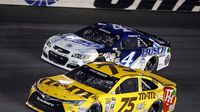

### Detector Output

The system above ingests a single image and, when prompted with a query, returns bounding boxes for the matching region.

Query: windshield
[74,26,118,47]
[65,65,119,93]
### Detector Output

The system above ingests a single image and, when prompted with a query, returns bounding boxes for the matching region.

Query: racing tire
[87,103,102,112]
[148,100,163,112]
[94,56,106,62]
[144,57,158,72]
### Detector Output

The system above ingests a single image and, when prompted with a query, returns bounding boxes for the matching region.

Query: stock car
[26,62,177,112]
[41,22,171,71]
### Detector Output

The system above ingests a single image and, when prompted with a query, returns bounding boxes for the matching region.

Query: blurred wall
[0,0,199,12]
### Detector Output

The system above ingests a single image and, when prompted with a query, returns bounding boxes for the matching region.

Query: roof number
[112,24,132,32]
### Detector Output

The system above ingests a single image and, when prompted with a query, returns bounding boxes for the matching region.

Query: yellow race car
[26,62,177,112]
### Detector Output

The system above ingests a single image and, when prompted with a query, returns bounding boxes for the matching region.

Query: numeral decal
[121,52,136,67]
[112,24,132,32]
[118,97,137,112]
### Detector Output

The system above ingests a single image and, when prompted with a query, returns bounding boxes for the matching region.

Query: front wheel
[148,101,163,112]
[87,103,102,112]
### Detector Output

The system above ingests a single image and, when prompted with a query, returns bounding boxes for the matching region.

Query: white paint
[127,0,142,10]
[0,0,27,5]
[152,0,163,11]
[111,0,119,4]
[172,0,186,11]
[192,6,200,12]
[53,0,95,8]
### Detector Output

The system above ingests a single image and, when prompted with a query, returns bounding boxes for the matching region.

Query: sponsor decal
[138,92,156,100]
[136,102,145,110]
[139,57,146,64]
[112,24,132,32]
[36,96,54,106]
[163,87,176,112]
[121,51,136,67]
[98,23,132,33]
[96,63,135,75]
[105,97,116,112]
[118,97,138,112]
[39,78,93,98]
[164,55,170,65]
[25,0,58,6]
[91,95,99,100]
[63,36,103,49]
[103,52,116,62]
[141,47,166,56]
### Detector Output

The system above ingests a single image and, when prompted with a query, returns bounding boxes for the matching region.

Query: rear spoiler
[135,69,176,87]
[150,36,171,47]
[135,29,170,47]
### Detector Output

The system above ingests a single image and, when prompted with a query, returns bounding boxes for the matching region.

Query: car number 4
[121,52,136,67]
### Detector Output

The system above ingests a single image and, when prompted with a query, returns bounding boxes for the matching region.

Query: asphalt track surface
[0,5,200,112]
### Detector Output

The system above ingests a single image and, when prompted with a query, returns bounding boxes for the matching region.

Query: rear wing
[135,69,176,87]
[135,29,170,47]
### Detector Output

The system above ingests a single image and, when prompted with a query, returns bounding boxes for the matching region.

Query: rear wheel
[87,103,102,112]
[144,57,158,72]
[148,101,163,112]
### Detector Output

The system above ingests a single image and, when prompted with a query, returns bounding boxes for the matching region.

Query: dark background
[0,5,200,111]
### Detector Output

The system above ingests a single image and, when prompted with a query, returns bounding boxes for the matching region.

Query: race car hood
[36,75,105,101]
[50,33,104,54]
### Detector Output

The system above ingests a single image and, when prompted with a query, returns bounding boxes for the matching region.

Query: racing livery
[26,62,177,112]
[41,22,171,71]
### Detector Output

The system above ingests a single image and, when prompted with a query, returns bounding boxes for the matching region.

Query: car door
[108,78,141,112]
[137,77,160,111]
[116,37,142,68]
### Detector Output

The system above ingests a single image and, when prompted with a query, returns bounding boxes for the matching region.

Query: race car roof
[87,62,176,87]
[93,22,148,39]
[87,62,138,78]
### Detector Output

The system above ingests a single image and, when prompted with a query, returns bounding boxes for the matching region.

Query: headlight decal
[65,100,86,106]
[46,40,52,47]
[72,54,90,59]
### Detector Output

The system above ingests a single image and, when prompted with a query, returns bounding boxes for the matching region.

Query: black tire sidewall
[148,101,163,112]
[87,103,102,112]
[145,57,158,72]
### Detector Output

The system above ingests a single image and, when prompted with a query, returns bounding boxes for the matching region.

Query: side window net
[116,78,138,94]
[142,78,158,91]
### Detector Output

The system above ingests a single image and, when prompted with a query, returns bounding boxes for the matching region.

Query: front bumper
[41,45,86,70]
[26,86,89,112]
[26,90,65,112]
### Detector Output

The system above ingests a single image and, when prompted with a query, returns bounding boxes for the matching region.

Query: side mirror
[112,47,118,51]
[112,47,121,57]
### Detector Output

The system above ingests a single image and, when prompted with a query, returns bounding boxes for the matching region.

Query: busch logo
[142,47,166,56]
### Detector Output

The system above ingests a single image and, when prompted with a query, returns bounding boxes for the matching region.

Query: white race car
[41,22,171,71]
